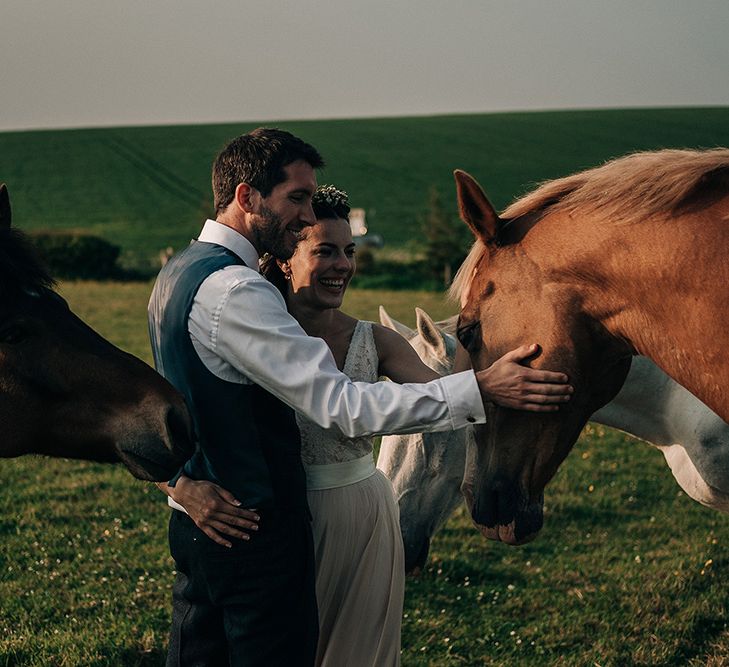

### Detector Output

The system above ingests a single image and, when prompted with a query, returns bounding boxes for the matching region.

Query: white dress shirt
[187,220,486,438]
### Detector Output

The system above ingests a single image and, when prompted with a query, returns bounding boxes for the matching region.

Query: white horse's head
[377,306,470,572]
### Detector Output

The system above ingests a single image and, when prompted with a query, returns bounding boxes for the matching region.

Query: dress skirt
[307,469,404,667]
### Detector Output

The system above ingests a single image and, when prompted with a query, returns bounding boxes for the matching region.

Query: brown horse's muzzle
[115,390,195,481]
[462,474,543,545]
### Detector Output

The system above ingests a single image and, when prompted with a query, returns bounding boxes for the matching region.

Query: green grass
[1,108,728,268]
[1,282,728,665]
[3,109,729,663]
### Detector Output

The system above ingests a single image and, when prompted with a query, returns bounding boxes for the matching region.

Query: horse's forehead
[466,248,550,313]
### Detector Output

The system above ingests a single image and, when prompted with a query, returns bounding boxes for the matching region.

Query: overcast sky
[1,0,728,132]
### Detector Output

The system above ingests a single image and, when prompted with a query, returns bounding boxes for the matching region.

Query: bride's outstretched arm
[372,324,441,383]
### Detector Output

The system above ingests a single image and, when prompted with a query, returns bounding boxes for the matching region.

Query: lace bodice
[298,321,379,465]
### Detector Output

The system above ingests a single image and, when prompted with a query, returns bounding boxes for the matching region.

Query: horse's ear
[454,170,500,243]
[0,184,10,229]
[378,305,416,339]
[436,314,459,337]
[415,307,447,359]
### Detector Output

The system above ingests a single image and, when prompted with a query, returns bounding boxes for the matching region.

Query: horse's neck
[601,298,729,424]
[538,209,729,422]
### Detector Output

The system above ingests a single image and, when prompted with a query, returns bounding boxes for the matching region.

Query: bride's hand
[164,476,260,548]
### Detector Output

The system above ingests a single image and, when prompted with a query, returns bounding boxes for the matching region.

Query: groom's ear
[235,182,258,213]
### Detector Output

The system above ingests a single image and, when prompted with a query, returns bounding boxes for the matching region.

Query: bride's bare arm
[372,324,441,383]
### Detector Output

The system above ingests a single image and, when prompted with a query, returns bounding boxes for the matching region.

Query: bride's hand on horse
[476,344,573,412]
[159,476,260,548]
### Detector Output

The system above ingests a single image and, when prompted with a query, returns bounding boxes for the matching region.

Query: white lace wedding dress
[297,320,404,667]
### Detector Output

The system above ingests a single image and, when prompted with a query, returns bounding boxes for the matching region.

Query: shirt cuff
[168,496,189,514]
[438,370,487,429]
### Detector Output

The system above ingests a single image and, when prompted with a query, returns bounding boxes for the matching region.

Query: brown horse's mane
[450,148,729,303]
[0,228,55,303]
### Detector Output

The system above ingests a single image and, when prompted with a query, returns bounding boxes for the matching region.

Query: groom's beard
[255,205,300,260]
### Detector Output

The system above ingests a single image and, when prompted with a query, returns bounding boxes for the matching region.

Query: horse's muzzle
[403,535,431,574]
[465,479,544,545]
[117,398,195,481]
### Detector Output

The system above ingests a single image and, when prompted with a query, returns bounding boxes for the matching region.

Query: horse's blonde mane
[502,148,729,223]
[449,240,484,303]
[449,148,729,303]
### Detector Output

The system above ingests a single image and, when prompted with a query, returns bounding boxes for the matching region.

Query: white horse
[376,307,729,572]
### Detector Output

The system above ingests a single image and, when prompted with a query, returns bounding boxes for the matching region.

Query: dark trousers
[166,509,318,667]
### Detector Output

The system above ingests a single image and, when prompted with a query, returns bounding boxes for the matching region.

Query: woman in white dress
[166,185,440,666]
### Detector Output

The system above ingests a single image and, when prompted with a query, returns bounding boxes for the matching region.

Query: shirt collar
[198,219,260,270]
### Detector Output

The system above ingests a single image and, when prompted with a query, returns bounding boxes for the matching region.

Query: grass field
[1,108,728,268]
[1,282,728,666]
[2,110,729,664]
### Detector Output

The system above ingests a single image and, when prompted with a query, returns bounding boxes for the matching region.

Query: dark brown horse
[451,149,729,544]
[0,183,194,480]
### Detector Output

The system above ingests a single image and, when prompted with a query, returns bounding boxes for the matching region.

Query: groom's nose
[300,201,316,225]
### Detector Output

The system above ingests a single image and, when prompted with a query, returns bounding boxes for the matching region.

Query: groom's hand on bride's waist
[171,475,260,548]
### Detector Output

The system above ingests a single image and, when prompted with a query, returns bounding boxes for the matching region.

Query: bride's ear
[277,259,292,280]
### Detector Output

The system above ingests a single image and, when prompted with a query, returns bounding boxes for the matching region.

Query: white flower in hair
[313,185,349,209]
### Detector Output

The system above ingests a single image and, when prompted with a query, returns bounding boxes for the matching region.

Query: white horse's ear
[416,307,447,359]
[436,314,459,337]
[379,305,416,339]
[454,170,499,244]
[0,184,10,229]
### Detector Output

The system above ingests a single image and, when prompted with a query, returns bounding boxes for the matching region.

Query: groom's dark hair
[212,128,325,214]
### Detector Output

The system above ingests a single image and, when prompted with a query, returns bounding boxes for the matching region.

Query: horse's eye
[457,321,481,351]
[0,323,30,345]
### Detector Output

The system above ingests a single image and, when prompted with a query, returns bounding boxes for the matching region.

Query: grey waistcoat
[148,240,306,511]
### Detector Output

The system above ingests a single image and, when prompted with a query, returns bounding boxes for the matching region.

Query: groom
[149,127,572,666]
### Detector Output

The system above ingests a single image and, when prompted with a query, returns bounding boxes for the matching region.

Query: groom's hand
[171,476,260,548]
[475,344,573,411]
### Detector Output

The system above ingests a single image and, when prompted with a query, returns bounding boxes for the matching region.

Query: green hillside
[1,108,727,267]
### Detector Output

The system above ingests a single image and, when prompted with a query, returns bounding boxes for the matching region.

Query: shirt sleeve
[190,268,486,438]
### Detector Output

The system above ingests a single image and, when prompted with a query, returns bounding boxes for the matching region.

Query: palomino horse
[451,148,729,544]
[0,183,194,481]
[378,307,729,570]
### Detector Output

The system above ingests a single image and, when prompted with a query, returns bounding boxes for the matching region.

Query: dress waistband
[304,453,376,491]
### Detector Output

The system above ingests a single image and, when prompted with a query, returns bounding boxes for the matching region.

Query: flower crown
[312,185,349,210]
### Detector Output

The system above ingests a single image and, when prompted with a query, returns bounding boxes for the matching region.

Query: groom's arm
[190,268,571,438]
[193,268,483,436]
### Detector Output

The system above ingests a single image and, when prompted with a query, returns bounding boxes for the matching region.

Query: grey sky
[1,0,728,132]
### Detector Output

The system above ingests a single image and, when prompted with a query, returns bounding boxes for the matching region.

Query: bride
[163,185,444,666]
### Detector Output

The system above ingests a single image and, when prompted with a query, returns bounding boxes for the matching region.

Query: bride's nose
[333,253,353,272]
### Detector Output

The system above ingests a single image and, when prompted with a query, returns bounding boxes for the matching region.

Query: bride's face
[283,218,356,310]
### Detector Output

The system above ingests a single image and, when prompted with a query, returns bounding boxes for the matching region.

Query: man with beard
[148,128,572,666]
